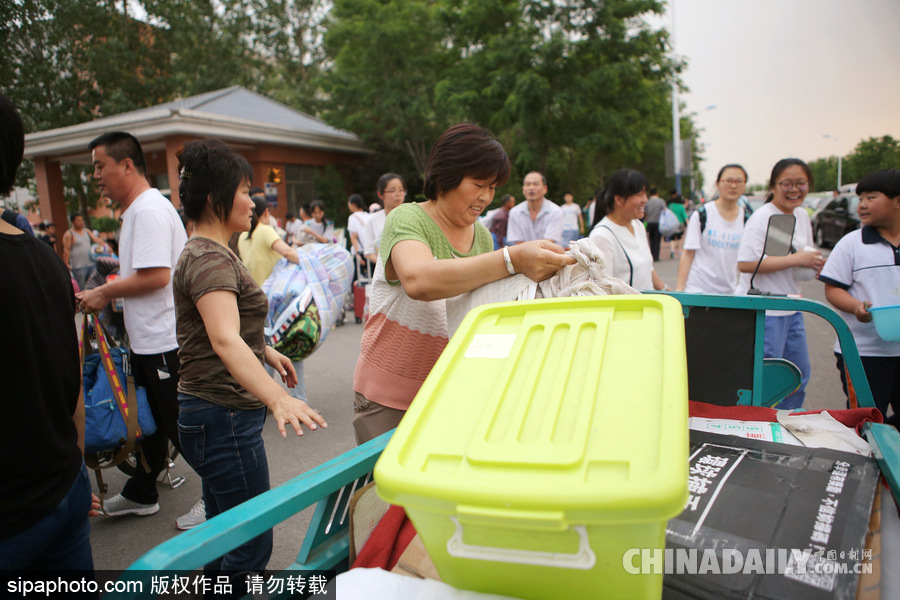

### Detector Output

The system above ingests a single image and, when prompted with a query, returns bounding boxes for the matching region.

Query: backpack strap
[600,224,633,286]
[699,204,750,234]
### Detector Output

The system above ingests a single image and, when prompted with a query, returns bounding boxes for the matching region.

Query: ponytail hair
[590,168,649,229]
[246,195,268,240]
[177,139,253,223]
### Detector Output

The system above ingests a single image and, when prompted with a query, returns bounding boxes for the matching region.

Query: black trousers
[647,222,662,262]
[121,348,181,504]
[835,352,900,428]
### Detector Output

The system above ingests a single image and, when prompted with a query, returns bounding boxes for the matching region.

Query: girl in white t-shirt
[588,169,668,291]
[677,164,748,294]
[735,158,825,409]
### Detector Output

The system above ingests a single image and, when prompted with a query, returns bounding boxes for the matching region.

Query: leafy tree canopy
[808,135,900,192]
[3,0,694,219]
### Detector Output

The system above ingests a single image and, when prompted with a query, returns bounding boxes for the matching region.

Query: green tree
[320,0,453,177]
[1,1,305,218]
[846,135,900,182]
[320,0,684,203]
[808,156,840,192]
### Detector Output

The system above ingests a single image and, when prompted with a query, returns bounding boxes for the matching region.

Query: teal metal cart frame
[106,294,900,598]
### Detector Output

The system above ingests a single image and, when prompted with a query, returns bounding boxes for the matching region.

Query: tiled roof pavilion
[24,86,369,251]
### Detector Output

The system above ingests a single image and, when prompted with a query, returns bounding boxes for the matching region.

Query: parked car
[802,194,829,216]
[739,195,766,215]
[812,192,860,248]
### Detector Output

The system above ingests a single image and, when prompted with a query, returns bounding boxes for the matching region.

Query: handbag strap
[81,313,142,468]
[600,224,633,286]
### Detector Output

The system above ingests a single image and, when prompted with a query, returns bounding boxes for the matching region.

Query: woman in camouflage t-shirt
[173,140,327,574]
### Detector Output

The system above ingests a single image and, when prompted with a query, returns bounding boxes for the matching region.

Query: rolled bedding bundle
[263,243,353,361]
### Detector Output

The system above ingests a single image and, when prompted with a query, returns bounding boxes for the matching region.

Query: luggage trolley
[108,294,900,600]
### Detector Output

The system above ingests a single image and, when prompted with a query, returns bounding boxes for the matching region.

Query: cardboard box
[664,431,880,600]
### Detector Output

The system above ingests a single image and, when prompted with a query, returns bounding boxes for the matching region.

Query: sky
[658,0,900,193]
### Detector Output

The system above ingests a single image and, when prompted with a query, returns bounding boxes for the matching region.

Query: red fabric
[351,505,417,571]
[688,401,883,435]
[350,404,883,572]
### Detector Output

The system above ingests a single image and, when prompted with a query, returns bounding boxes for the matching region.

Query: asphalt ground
[88,238,848,574]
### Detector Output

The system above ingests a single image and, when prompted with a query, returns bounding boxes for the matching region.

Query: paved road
[90,240,849,573]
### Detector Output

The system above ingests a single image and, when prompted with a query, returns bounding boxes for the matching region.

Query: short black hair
[69,213,83,223]
[348,194,366,210]
[0,94,25,196]
[525,171,547,186]
[88,131,147,175]
[249,186,265,197]
[856,168,900,199]
[177,139,253,222]
[309,199,326,214]
[424,123,510,201]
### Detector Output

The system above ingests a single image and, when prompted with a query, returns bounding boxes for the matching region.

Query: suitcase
[353,281,367,323]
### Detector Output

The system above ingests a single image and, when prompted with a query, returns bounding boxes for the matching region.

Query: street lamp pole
[672,83,681,196]
[823,134,842,189]
[670,2,681,196]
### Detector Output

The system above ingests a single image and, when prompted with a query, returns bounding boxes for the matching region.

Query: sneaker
[103,493,160,517]
[175,499,206,530]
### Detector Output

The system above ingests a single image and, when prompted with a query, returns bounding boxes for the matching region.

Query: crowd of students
[2,88,898,584]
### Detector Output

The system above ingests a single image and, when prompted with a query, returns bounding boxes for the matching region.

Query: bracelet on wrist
[502,246,516,275]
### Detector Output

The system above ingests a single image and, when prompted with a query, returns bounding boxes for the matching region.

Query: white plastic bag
[658,207,682,237]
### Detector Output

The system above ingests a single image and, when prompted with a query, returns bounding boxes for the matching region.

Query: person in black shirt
[0,93,99,575]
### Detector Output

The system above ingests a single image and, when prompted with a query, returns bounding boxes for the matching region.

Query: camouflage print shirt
[174,237,268,410]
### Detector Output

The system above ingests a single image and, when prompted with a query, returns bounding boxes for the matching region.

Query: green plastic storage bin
[375,295,689,600]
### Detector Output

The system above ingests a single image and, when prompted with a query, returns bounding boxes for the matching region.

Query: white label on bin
[465,334,517,359]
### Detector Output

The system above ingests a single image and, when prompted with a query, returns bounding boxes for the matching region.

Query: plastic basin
[869,305,900,342]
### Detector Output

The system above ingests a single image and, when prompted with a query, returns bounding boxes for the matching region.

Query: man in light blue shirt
[506,171,564,245]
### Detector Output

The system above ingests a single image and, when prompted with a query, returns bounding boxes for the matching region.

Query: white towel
[445,239,639,337]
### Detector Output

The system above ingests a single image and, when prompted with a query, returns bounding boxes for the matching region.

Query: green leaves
[810,136,900,191]
[3,0,696,212]
[319,0,681,200]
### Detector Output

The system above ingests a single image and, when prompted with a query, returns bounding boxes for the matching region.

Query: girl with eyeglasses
[363,173,407,264]
[676,164,749,294]
[736,158,825,409]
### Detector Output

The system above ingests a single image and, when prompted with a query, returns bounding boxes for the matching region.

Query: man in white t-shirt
[506,171,564,245]
[79,132,190,521]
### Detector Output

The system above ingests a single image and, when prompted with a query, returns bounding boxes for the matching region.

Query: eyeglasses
[777,180,810,191]
[720,178,746,186]
[383,188,406,194]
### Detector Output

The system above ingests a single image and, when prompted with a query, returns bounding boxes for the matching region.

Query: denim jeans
[764,313,811,410]
[266,359,306,401]
[0,463,95,575]
[561,229,580,250]
[177,394,272,574]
